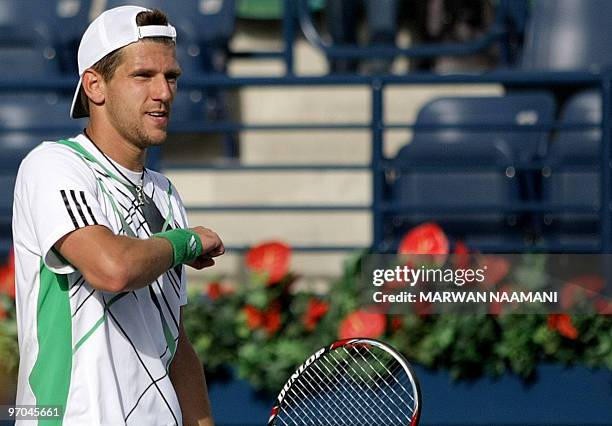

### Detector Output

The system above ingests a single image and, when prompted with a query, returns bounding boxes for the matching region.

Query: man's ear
[81,69,105,106]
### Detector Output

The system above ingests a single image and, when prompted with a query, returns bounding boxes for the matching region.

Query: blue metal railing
[181,71,607,253]
[228,0,297,75]
[1,71,609,254]
[601,77,612,252]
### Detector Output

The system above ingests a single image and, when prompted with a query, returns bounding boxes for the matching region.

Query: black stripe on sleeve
[70,189,89,226]
[80,191,98,225]
[60,190,79,228]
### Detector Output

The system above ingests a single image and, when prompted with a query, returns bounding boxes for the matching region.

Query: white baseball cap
[70,5,177,119]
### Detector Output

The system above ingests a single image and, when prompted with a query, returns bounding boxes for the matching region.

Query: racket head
[268,338,421,426]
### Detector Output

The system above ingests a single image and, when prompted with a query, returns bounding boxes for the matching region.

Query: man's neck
[84,124,146,172]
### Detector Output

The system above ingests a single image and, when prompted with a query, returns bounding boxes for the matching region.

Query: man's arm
[170,307,214,426]
[55,224,224,292]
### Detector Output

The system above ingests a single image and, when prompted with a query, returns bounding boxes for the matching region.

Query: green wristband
[153,229,203,267]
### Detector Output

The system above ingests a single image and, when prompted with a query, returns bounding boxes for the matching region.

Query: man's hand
[187,226,225,270]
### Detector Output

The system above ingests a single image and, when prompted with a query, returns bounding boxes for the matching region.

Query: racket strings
[318,354,396,425]
[287,354,383,426]
[360,353,416,418]
[352,345,416,406]
[296,366,352,426]
[305,360,367,417]
[304,363,372,425]
[286,354,373,425]
[339,349,412,418]
[328,348,408,424]
[279,387,329,426]
[275,345,416,425]
[280,352,391,426]
[327,348,412,424]
[280,371,337,426]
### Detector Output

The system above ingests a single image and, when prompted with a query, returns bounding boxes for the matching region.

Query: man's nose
[151,74,173,102]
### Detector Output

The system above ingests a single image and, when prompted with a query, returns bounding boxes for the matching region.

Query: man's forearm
[170,337,214,426]
[55,225,174,292]
[56,224,224,293]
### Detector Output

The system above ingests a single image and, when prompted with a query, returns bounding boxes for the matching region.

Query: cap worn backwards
[70,5,177,119]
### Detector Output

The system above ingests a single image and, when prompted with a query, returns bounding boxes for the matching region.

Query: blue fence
[1,80,611,255]
[207,364,612,425]
[2,0,611,255]
[166,71,610,253]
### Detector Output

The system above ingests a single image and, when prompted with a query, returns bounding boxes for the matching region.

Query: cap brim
[70,76,88,119]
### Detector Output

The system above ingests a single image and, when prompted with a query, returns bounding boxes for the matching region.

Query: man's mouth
[146,111,170,127]
[147,111,168,118]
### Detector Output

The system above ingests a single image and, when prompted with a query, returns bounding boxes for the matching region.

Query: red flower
[398,223,449,266]
[245,241,291,285]
[413,299,433,317]
[0,250,15,299]
[205,282,233,300]
[243,304,282,335]
[207,282,222,300]
[560,275,604,309]
[263,307,282,335]
[547,314,578,339]
[478,255,510,289]
[390,316,403,331]
[571,275,604,293]
[338,310,386,340]
[303,298,329,331]
[243,305,265,330]
[594,298,612,315]
[452,241,470,269]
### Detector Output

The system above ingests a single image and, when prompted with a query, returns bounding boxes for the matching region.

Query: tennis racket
[267,338,421,426]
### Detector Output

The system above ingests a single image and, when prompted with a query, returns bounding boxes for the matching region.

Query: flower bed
[0,223,610,398]
[184,224,612,394]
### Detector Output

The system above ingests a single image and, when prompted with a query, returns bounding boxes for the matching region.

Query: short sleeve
[15,144,113,274]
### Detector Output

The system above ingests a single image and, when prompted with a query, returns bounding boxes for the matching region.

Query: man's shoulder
[22,138,83,165]
[146,168,174,190]
[18,137,94,181]
[145,168,167,181]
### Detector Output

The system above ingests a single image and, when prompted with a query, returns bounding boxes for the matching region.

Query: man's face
[103,40,181,149]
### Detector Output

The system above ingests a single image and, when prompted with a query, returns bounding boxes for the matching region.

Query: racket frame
[267,337,422,426]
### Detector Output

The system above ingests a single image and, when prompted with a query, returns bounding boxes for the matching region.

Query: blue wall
[208,365,612,425]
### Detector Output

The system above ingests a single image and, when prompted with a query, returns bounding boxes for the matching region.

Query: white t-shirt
[12,134,189,425]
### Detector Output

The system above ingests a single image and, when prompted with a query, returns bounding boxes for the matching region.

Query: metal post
[601,75,611,253]
[372,80,385,251]
[282,0,295,75]
[497,0,511,66]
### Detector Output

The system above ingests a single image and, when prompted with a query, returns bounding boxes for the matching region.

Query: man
[12,6,222,425]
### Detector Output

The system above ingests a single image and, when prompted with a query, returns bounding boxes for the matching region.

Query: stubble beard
[133,124,167,149]
[110,106,168,150]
